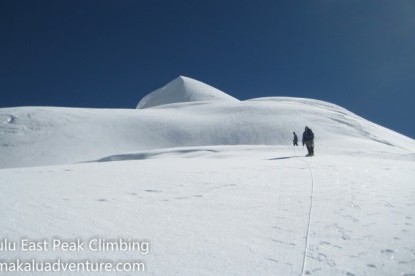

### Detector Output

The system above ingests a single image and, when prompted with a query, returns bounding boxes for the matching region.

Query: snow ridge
[136,76,238,109]
[1,76,415,168]
[1,77,415,275]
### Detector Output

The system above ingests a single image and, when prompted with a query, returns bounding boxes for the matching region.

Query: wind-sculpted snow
[1,77,415,275]
[136,76,238,109]
[0,96,414,168]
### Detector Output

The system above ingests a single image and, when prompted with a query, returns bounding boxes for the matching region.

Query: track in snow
[299,157,315,276]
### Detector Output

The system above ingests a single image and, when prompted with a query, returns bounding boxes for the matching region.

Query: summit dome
[136,76,238,109]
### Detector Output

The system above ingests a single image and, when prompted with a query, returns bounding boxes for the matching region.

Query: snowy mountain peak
[136,76,239,109]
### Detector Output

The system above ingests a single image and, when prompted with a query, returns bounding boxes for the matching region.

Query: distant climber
[293,132,298,146]
[302,126,314,156]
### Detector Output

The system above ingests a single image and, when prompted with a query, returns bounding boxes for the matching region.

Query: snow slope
[136,76,238,108]
[0,77,414,275]
[0,97,414,168]
[0,146,414,275]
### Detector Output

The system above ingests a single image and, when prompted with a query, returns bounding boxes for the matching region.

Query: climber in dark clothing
[293,132,298,146]
[302,126,314,156]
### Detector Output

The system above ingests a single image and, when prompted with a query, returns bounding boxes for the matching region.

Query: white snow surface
[136,76,238,108]
[0,147,414,275]
[0,96,414,169]
[1,78,415,275]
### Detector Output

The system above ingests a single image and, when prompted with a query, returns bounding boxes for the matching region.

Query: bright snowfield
[0,76,415,275]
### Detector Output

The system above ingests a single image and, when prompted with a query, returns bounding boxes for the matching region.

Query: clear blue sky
[1,0,414,138]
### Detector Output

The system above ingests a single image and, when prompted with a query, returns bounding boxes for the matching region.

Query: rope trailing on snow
[300,158,315,276]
